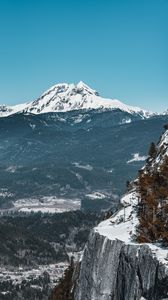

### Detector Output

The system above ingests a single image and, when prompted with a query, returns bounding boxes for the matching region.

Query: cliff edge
[75,128,168,300]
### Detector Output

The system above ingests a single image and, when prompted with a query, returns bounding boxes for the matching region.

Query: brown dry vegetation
[137,155,168,245]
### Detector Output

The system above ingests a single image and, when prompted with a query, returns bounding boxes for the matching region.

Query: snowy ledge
[94,191,168,267]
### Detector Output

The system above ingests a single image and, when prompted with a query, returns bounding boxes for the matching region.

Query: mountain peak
[29,81,149,116]
[0,81,153,117]
[76,81,99,96]
[77,80,86,87]
[39,81,98,100]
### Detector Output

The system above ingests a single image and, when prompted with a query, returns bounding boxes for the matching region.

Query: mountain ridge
[0,81,154,118]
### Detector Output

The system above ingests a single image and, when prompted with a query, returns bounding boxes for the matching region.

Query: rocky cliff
[75,128,168,300]
[75,231,168,300]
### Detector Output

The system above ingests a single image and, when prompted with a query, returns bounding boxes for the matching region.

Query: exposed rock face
[75,231,168,300]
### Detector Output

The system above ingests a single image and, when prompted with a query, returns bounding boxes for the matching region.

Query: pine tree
[164,124,168,130]
[148,142,157,158]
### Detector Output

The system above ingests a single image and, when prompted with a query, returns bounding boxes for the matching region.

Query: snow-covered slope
[0,81,152,117]
[0,103,28,117]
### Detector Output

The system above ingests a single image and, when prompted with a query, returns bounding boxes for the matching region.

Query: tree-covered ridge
[137,129,168,244]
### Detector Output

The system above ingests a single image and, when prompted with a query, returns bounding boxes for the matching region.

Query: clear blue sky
[0,0,167,112]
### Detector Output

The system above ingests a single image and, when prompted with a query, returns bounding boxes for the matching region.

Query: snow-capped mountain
[0,81,152,118]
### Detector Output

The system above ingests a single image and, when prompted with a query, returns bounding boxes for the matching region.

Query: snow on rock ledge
[95,192,139,244]
[75,190,168,300]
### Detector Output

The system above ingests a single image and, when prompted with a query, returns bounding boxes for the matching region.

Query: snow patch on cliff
[95,191,139,243]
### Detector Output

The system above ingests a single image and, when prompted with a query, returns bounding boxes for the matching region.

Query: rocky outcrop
[75,231,168,300]
[75,128,168,300]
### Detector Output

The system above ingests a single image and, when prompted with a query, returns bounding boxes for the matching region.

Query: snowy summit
[0,81,152,117]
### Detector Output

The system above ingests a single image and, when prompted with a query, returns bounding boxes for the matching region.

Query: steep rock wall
[75,231,168,300]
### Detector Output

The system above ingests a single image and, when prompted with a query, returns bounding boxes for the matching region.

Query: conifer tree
[148,142,157,158]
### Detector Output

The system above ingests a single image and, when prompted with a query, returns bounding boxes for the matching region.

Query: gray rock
[75,231,168,300]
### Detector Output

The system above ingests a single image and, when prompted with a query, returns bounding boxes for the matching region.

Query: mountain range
[0,81,156,118]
